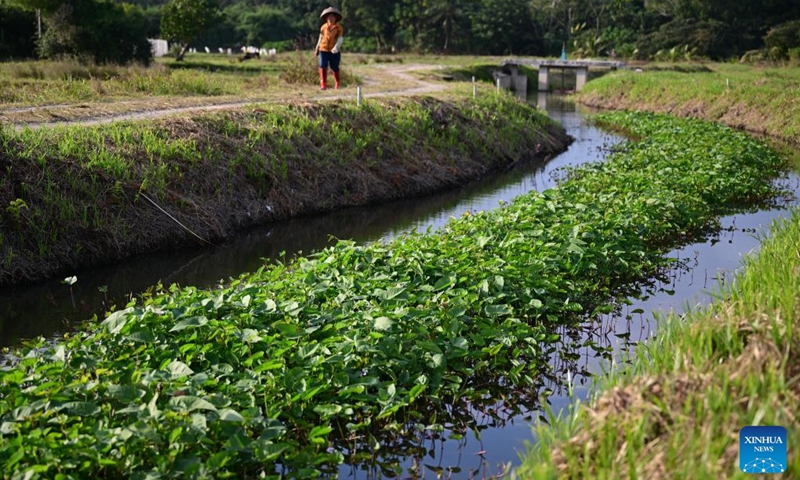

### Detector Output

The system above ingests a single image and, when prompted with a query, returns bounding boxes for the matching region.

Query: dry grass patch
[540,311,798,479]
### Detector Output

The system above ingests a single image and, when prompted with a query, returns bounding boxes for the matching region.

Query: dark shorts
[319,51,341,71]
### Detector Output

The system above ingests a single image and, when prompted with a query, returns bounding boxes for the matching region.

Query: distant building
[148,39,169,57]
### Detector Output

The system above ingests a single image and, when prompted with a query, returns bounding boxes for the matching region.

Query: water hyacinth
[0,111,787,478]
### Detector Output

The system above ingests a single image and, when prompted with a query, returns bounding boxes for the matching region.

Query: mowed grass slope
[578,63,800,144]
[0,94,568,286]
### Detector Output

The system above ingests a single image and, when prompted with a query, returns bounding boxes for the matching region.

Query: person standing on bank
[314,7,344,90]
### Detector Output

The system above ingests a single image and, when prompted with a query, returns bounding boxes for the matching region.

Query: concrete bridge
[495,59,626,94]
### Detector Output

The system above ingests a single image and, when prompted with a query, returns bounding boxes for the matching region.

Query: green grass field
[578,63,800,144]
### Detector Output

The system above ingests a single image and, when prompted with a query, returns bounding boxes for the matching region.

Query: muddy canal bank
[0,96,570,286]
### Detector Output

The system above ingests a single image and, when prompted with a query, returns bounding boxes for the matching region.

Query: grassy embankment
[577,63,800,144]
[0,111,786,478]
[0,93,568,286]
[518,90,800,477]
[519,216,800,479]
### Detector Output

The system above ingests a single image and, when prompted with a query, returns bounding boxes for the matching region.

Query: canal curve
[1,95,797,479]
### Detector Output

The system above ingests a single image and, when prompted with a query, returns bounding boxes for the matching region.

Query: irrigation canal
[1,95,798,478]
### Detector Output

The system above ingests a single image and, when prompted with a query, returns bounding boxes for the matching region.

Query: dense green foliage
[764,20,800,61]
[160,0,221,60]
[0,111,786,477]
[5,0,152,63]
[3,0,800,61]
[519,116,800,479]
[192,0,800,58]
[0,0,36,60]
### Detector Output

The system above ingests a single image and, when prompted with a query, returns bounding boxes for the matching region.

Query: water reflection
[1,94,797,479]
[0,94,619,347]
[324,312,633,480]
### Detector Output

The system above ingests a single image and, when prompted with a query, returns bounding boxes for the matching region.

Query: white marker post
[472,76,477,99]
[357,86,362,107]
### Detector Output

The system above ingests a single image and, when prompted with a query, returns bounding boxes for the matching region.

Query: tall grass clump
[278,51,359,86]
[0,110,789,477]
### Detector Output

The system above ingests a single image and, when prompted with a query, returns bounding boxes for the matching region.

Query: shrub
[38,0,152,64]
[278,51,359,86]
[343,37,381,54]
[740,49,768,64]
[764,20,800,59]
[261,40,293,53]
[0,3,36,59]
[789,47,800,65]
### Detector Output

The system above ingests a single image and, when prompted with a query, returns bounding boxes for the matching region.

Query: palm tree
[425,0,462,51]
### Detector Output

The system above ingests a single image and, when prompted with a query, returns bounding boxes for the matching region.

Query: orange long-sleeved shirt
[318,23,344,52]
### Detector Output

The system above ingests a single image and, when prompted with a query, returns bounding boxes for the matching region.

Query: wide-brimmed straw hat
[320,7,342,21]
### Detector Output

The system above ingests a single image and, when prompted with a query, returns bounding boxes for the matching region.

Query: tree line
[2,0,800,63]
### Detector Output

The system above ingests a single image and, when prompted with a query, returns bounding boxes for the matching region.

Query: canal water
[1,94,797,478]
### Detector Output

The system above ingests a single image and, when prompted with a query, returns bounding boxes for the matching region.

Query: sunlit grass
[0,53,358,105]
[518,208,800,478]
[578,62,800,143]
[0,62,246,104]
[0,93,562,285]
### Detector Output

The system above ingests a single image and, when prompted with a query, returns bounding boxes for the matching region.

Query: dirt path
[6,64,448,130]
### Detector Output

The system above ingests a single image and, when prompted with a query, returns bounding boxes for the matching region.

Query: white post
[496,78,501,93]
[472,76,476,99]
[357,86,362,106]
